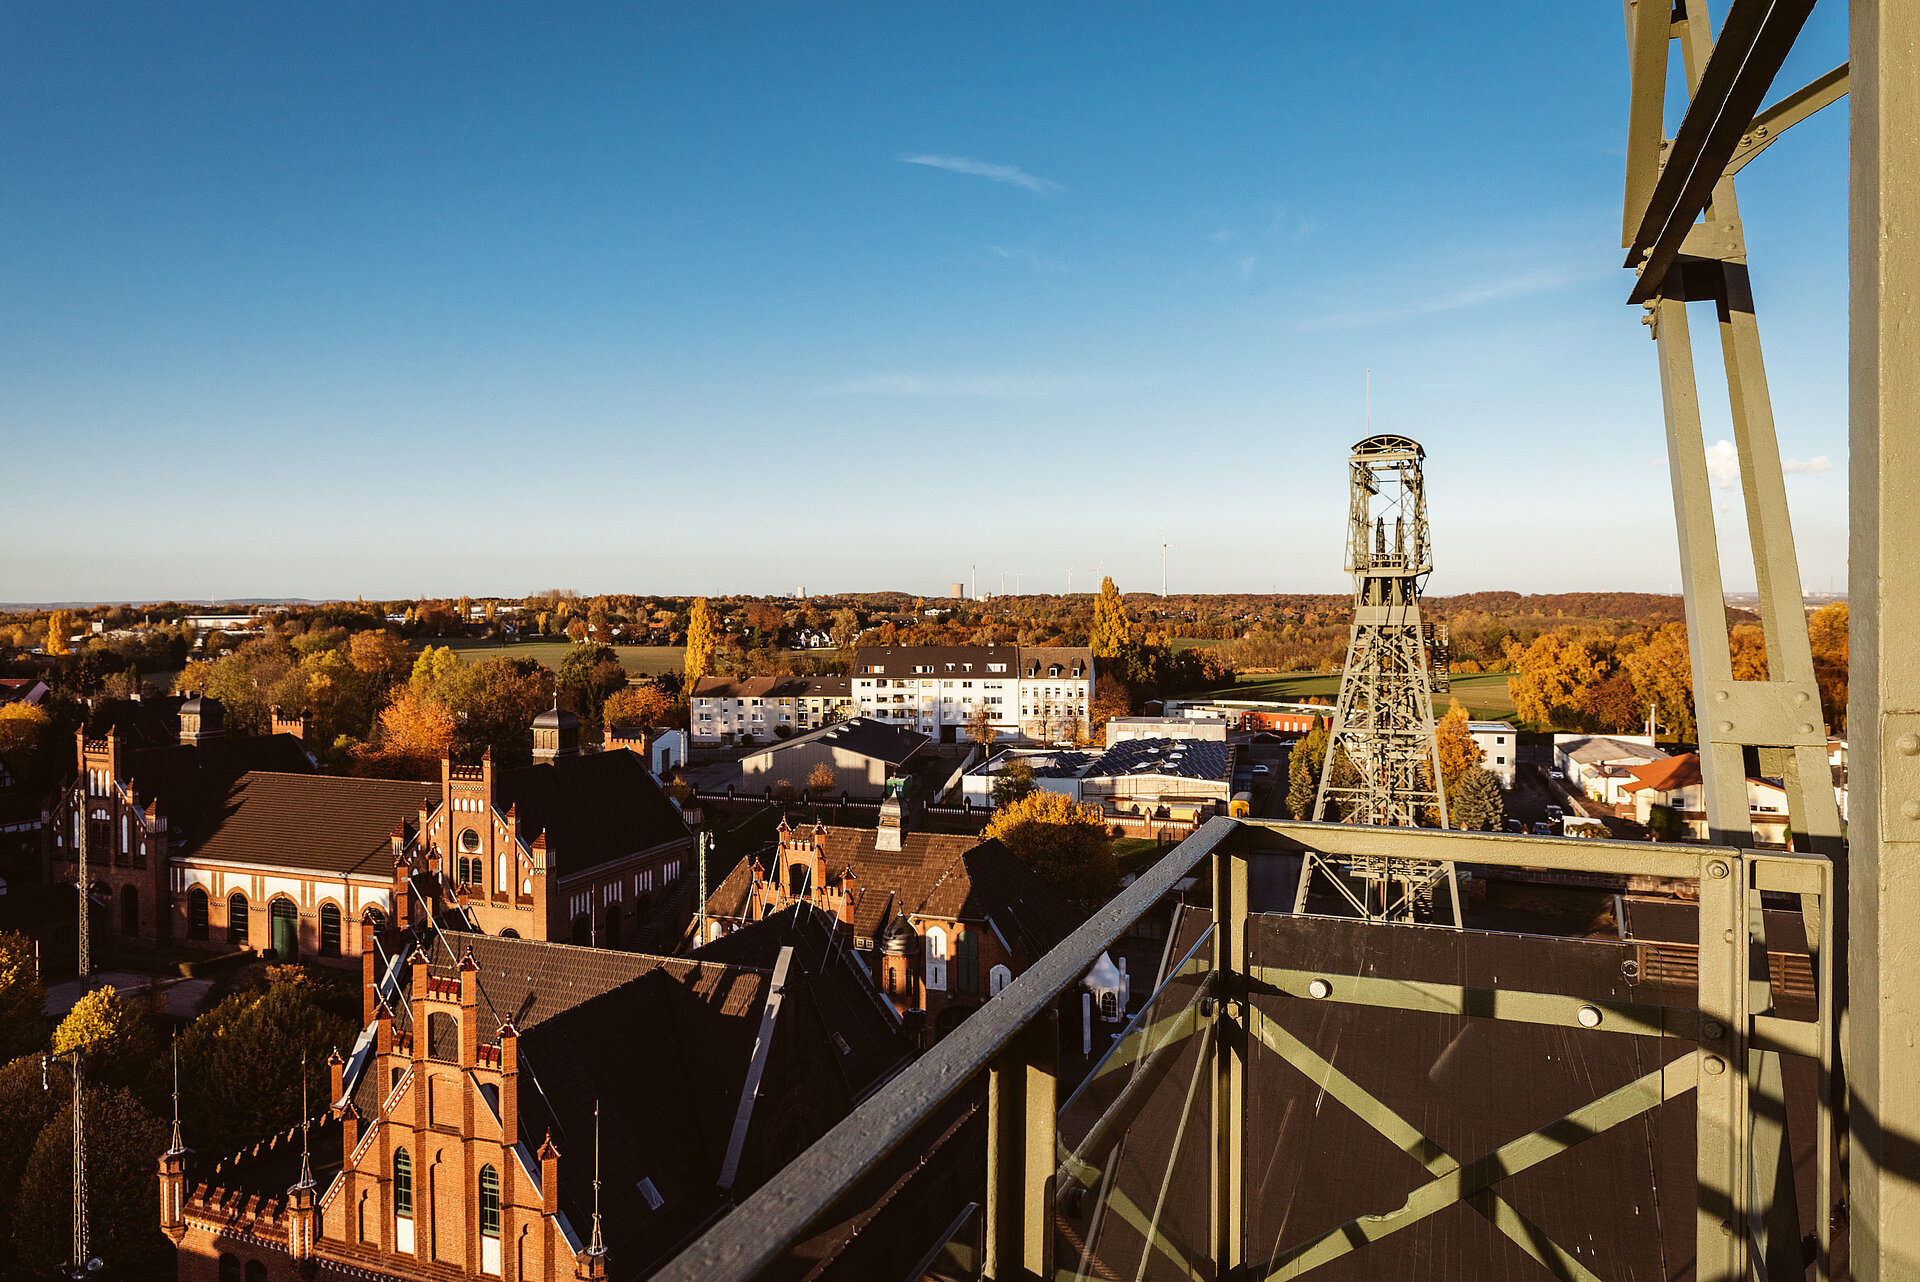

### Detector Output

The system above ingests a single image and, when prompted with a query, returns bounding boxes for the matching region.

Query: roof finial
[295,1050,314,1190]
[168,1029,184,1155]
[587,1099,606,1256]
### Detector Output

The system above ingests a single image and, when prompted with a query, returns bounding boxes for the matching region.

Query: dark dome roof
[533,703,579,731]
[878,912,921,956]
[179,692,221,716]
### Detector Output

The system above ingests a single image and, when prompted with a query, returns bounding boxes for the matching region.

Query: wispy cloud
[814,373,1129,399]
[990,245,1066,273]
[900,154,1062,195]
[1298,269,1579,331]
[1705,439,1742,489]
[1238,255,1258,279]
[1784,455,1833,474]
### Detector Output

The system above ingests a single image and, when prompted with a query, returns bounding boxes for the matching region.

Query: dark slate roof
[706,823,1082,956]
[741,717,928,766]
[852,644,1018,677]
[495,750,691,876]
[196,1111,344,1205]
[692,905,912,1101]
[176,772,435,875]
[1082,737,1232,783]
[1017,645,1093,678]
[109,731,319,842]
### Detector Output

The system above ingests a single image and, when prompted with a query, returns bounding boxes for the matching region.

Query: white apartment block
[851,645,1094,745]
[689,675,854,745]
[1467,721,1520,789]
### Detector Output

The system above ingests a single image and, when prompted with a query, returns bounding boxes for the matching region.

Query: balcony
[656,817,1834,1282]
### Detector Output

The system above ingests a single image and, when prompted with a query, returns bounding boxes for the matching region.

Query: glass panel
[1053,912,1216,1282]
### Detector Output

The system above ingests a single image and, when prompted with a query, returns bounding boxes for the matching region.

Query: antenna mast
[73,783,89,979]
[694,829,710,949]
[587,1100,606,1257]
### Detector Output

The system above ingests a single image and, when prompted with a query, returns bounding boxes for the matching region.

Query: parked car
[1251,764,1270,775]
[1505,819,1525,833]
[1545,805,1564,822]
[1549,769,1566,780]
[1532,821,1555,835]
[1253,732,1287,743]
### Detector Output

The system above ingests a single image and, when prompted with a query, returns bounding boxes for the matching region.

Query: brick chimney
[539,1134,561,1216]
[458,948,479,1066]
[497,1021,519,1145]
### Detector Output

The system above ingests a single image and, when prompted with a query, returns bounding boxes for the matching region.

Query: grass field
[442,637,687,679]
[1205,669,1519,722]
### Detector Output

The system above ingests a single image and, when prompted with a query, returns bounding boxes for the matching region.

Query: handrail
[651,815,1240,1282]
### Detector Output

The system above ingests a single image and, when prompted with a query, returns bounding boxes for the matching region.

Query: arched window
[187,887,209,941]
[120,884,138,936]
[228,892,249,946]
[270,897,299,960]
[500,929,520,939]
[363,905,386,933]
[478,1165,501,1238]
[924,926,947,992]
[885,963,897,995]
[245,1262,267,1282]
[319,903,342,956]
[394,1147,414,1217]
[1101,991,1119,1020]
[218,1255,241,1282]
[953,928,978,994]
[989,964,1012,997]
[428,1011,458,1062]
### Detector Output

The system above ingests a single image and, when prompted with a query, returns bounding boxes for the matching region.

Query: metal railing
[655,816,1833,1282]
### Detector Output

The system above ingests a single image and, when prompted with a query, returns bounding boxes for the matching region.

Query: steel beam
[1847,2,1920,1271]
[1627,0,1817,303]
[1210,842,1247,1280]
[1723,62,1850,177]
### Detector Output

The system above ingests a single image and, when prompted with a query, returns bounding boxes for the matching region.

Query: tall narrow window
[187,887,209,941]
[228,892,249,947]
[953,928,978,994]
[924,926,948,992]
[319,903,342,956]
[394,1147,413,1216]
[478,1165,500,1237]
[218,1256,241,1282]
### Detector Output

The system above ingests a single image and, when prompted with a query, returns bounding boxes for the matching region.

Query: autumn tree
[603,684,675,728]
[0,703,55,798]
[1090,675,1134,729]
[983,789,1116,903]
[559,642,628,719]
[173,970,357,1159]
[0,931,46,1064]
[354,689,456,779]
[349,629,415,689]
[965,702,998,754]
[990,757,1038,808]
[1091,578,1131,658]
[1287,719,1331,820]
[685,597,717,683]
[1451,768,1505,832]
[44,610,70,655]
[0,1055,66,1252]
[807,762,837,796]
[1808,602,1848,731]
[830,607,862,651]
[13,1085,169,1275]
[1620,624,1696,740]
[53,985,163,1101]
[1504,632,1613,728]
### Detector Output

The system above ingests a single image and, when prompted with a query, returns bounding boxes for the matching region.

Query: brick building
[701,815,1081,1038]
[44,696,694,964]
[161,921,911,1281]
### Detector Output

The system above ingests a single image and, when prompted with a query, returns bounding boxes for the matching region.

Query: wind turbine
[1160,535,1178,598]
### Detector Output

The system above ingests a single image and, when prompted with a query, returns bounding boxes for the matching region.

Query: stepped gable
[494,749,689,875]
[706,823,1082,954]
[176,772,437,876]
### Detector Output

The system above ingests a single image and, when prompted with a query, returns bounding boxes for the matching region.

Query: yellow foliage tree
[44,611,70,656]
[1091,578,1131,658]
[53,985,139,1057]
[602,684,674,728]
[1808,602,1848,731]
[409,644,463,694]
[1428,697,1484,825]
[982,789,1117,902]
[685,597,717,684]
[354,690,456,778]
[808,762,837,795]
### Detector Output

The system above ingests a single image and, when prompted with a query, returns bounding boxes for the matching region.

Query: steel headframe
[1299,434,1460,925]
[1620,0,1851,1275]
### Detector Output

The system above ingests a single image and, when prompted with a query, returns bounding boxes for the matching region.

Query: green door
[270,899,298,960]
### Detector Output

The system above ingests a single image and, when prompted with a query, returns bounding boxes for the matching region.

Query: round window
[459,828,481,853]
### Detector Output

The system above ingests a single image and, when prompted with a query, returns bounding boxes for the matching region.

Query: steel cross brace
[1245,1005,1691,1282]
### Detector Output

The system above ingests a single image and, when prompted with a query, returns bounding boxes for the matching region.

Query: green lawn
[1168,637,1228,652]
[1203,669,1519,722]
[441,637,687,679]
[1114,837,1174,878]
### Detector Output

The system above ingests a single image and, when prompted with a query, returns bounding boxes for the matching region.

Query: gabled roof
[495,749,691,875]
[741,717,928,766]
[1622,752,1703,794]
[176,772,435,875]
[1559,735,1669,766]
[706,823,1082,956]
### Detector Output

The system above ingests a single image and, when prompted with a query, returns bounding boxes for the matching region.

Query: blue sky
[0,3,1852,603]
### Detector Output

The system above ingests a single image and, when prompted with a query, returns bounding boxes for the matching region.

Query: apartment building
[688,675,854,745]
[850,645,1093,744]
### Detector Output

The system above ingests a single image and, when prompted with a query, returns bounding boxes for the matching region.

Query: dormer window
[1049,665,1061,678]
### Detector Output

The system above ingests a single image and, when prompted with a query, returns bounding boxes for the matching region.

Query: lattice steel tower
[1295,434,1459,925]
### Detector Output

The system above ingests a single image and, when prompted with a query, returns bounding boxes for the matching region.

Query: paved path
[44,969,219,1021]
